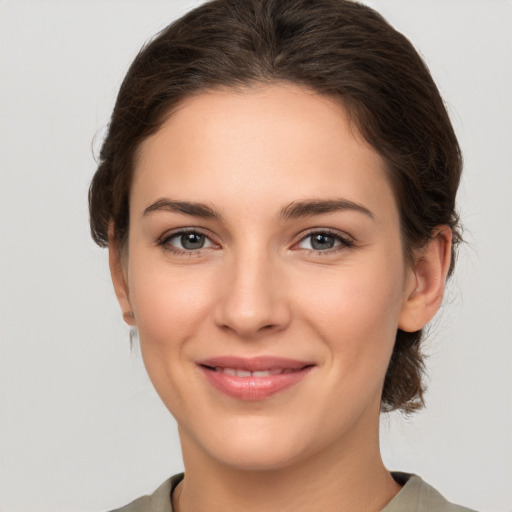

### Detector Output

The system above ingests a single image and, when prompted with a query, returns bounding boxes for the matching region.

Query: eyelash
[293,229,355,254]
[157,228,355,256]
[157,228,218,256]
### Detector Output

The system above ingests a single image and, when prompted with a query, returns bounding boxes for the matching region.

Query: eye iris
[311,233,335,250]
[181,233,205,250]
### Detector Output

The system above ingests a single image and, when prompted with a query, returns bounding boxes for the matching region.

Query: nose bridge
[214,241,289,337]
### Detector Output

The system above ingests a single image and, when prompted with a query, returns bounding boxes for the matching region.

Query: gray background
[1,1,511,511]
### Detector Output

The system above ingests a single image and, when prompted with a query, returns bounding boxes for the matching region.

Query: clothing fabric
[108,472,477,512]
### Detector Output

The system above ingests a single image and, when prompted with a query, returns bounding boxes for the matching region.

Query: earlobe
[398,226,452,333]
[108,227,136,327]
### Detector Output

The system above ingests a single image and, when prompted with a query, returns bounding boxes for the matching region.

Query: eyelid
[291,228,356,252]
[156,226,355,255]
[157,227,220,254]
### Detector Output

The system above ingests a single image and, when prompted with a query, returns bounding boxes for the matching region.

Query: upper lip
[197,356,314,372]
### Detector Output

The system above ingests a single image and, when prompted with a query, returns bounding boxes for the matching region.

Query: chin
[186,413,331,473]
[211,439,307,472]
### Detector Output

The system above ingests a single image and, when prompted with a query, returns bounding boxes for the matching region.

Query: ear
[108,226,136,327]
[398,226,452,332]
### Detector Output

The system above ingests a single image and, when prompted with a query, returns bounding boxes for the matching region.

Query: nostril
[213,292,292,337]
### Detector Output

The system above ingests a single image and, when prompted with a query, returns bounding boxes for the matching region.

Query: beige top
[109,472,477,512]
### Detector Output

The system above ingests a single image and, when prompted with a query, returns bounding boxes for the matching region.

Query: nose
[213,251,291,339]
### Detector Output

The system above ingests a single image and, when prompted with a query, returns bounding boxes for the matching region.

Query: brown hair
[89,0,462,413]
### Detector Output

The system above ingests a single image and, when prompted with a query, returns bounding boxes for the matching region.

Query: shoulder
[106,472,477,512]
[107,473,183,512]
[383,473,478,512]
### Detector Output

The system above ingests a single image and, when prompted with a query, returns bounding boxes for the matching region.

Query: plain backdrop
[1,1,511,511]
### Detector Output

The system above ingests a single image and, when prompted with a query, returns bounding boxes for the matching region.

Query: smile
[211,367,299,377]
[197,356,315,400]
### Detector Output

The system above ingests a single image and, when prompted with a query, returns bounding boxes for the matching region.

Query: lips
[212,367,297,377]
[197,356,314,400]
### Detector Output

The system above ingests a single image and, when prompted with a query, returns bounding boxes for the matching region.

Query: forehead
[133,84,396,221]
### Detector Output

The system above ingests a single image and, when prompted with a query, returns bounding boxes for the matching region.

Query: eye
[160,230,217,252]
[296,231,354,251]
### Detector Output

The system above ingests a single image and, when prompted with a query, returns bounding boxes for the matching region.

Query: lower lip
[199,366,313,400]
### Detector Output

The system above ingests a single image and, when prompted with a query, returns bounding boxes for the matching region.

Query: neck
[176,421,400,512]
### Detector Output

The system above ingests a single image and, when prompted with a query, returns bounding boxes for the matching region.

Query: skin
[110,84,452,512]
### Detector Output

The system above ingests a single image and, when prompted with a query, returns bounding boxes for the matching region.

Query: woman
[89,0,475,510]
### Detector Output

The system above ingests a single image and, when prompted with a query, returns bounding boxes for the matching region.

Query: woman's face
[114,84,419,470]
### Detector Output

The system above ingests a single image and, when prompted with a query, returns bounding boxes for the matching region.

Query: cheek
[125,258,219,415]
[127,257,216,351]
[294,260,404,369]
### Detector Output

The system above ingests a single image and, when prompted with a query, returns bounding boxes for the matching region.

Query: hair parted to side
[89,0,462,414]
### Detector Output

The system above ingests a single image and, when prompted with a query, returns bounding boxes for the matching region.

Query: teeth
[219,367,235,375]
[212,367,297,377]
[252,370,271,377]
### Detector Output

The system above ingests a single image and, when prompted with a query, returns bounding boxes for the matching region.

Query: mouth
[206,366,301,377]
[197,356,315,400]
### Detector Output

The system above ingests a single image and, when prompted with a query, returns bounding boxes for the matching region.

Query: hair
[89,0,462,413]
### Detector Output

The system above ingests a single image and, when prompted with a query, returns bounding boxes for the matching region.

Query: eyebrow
[280,199,374,221]
[142,199,222,219]
[142,197,374,221]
